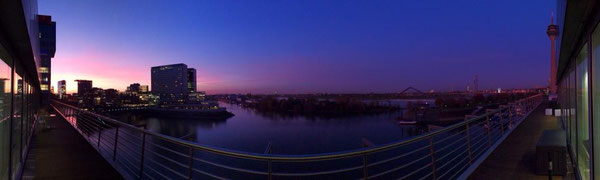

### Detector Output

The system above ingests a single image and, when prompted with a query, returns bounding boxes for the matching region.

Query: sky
[38,0,555,94]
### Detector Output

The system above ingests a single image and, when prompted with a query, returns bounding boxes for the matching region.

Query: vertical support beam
[113,127,119,161]
[7,61,14,180]
[264,142,273,180]
[509,105,513,127]
[466,123,473,165]
[500,109,505,134]
[429,137,437,180]
[188,147,193,180]
[268,160,273,180]
[587,34,594,180]
[139,132,146,179]
[97,124,102,149]
[362,153,368,180]
[486,115,491,148]
[19,76,23,163]
[361,138,371,180]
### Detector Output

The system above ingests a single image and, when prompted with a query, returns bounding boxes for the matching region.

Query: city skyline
[39,0,554,94]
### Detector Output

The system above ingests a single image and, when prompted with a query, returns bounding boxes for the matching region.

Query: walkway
[21,108,123,180]
[468,102,574,180]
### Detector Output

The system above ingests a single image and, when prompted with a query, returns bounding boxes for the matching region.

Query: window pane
[11,71,22,179]
[0,58,11,180]
[577,43,590,180]
[571,66,577,158]
[593,24,600,180]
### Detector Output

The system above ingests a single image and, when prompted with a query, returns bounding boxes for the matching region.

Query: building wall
[151,64,188,104]
[76,81,92,96]
[187,68,196,93]
[0,0,43,179]
[38,16,55,105]
[0,25,40,180]
[557,1,600,179]
[58,80,66,99]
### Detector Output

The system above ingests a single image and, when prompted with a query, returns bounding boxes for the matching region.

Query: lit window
[39,67,49,73]
[41,84,49,90]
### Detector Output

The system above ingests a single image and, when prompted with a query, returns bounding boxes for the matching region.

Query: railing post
[265,142,273,180]
[113,126,119,161]
[509,105,513,127]
[268,160,272,180]
[363,153,368,180]
[500,110,505,134]
[486,115,491,148]
[97,124,102,149]
[466,123,473,165]
[429,137,437,180]
[139,132,146,179]
[188,147,193,180]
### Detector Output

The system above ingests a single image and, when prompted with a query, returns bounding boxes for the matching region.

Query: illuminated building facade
[38,15,55,104]
[556,0,600,179]
[151,63,189,104]
[58,80,66,99]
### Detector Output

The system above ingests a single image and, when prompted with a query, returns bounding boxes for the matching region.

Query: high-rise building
[547,11,558,94]
[75,80,92,96]
[58,80,66,99]
[38,15,56,104]
[151,64,189,104]
[126,83,141,95]
[140,85,149,93]
[187,68,197,93]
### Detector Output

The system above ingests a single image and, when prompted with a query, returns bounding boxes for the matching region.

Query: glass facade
[576,43,590,179]
[0,0,44,179]
[0,58,11,180]
[0,55,39,180]
[559,18,600,180]
[594,23,600,180]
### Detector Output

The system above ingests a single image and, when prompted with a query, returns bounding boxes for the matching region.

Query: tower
[547,10,559,94]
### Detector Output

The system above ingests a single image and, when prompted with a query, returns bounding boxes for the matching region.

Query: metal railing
[50,94,542,180]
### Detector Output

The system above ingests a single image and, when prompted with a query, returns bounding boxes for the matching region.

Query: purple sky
[39,0,555,94]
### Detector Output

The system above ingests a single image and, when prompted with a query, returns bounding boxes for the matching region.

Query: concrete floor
[21,108,123,180]
[468,102,575,180]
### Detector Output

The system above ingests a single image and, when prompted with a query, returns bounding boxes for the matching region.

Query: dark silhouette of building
[75,80,92,96]
[151,63,189,104]
[38,15,56,104]
[187,68,196,92]
[126,83,140,94]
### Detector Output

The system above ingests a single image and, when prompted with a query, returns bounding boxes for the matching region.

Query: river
[114,102,428,154]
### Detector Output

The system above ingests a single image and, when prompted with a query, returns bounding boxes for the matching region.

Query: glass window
[577,43,590,180]
[0,59,11,180]
[571,65,577,158]
[11,70,22,179]
[593,23,600,180]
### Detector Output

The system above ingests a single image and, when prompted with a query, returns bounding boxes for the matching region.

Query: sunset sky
[39,0,554,94]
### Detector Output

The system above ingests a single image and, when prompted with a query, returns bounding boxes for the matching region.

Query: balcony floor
[21,107,123,180]
[468,102,575,180]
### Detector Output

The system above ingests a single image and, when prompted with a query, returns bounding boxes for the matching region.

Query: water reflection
[109,102,428,154]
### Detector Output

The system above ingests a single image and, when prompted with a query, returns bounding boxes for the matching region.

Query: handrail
[51,93,543,179]
[51,99,504,161]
